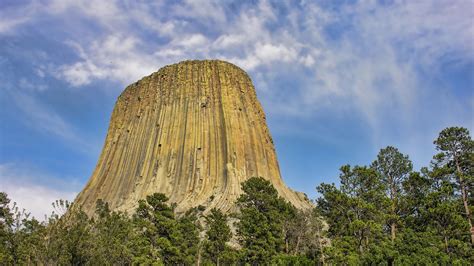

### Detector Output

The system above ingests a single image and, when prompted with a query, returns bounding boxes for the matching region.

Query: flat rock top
[75,59,312,216]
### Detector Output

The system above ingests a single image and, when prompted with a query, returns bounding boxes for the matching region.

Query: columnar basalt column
[75,60,312,216]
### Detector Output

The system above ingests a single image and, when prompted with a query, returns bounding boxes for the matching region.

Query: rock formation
[75,60,312,216]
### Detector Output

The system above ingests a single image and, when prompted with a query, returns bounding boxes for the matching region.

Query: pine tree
[176,207,201,264]
[372,146,412,242]
[284,208,327,263]
[425,160,473,261]
[236,177,295,264]
[88,199,134,264]
[44,201,93,265]
[433,127,473,245]
[132,193,200,264]
[0,192,48,265]
[317,165,390,264]
[0,192,15,264]
[203,208,233,265]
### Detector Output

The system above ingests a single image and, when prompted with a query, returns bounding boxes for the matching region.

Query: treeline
[0,178,324,265]
[316,127,473,264]
[0,126,472,265]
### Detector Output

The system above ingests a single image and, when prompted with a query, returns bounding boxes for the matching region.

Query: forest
[0,126,472,265]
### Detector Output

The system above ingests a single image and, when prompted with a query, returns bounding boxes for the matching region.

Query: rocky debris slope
[75,60,312,216]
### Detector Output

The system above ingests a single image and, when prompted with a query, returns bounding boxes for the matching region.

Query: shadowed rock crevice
[75,60,312,216]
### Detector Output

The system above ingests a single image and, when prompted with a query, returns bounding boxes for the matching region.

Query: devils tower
[75,60,311,216]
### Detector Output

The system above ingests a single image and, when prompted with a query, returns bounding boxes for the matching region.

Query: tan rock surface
[75,60,312,216]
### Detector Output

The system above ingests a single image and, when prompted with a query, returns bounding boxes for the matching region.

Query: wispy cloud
[9,91,96,154]
[0,16,29,34]
[34,0,471,156]
[1,0,472,192]
[55,35,158,86]
[0,1,40,35]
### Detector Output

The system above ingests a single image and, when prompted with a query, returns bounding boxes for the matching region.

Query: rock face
[75,60,312,216]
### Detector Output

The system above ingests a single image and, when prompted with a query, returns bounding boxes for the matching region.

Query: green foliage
[202,208,233,265]
[372,146,412,243]
[1,126,473,265]
[271,254,313,265]
[0,192,48,264]
[372,146,413,196]
[433,126,474,246]
[236,177,296,264]
[0,192,14,263]
[317,165,390,264]
[315,127,474,264]
[88,199,135,265]
[132,193,200,265]
[44,202,93,265]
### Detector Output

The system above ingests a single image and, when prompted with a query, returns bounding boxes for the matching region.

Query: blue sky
[0,0,473,219]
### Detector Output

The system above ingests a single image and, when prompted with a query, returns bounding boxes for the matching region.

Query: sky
[0,0,473,219]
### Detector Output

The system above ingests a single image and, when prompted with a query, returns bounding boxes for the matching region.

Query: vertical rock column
[75,60,311,216]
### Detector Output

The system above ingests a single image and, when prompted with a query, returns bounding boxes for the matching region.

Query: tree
[44,201,93,265]
[372,146,412,242]
[317,165,391,264]
[132,193,200,264]
[433,127,473,245]
[423,159,473,261]
[202,208,233,265]
[88,199,134,265]
[2,126,472,264]
[175,207,201,264]
[0,192,47,265]
[400,171,431,231]
[285,208,328,263]
[0,192,15,263]
[236,177,295,264]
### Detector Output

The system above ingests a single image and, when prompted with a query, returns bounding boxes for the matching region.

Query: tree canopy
[1,126,472,265]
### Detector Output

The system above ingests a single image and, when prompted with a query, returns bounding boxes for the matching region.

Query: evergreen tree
[176,207,201,264]
[372,146,412,242]
[88,199,134,265]
[0,192,48,265]
[236,177,295,264]
[202,208,233,265]
[284,208,327,263]
[433,127,473,245]
[400,170,431,231]
[425,162,472,261]
[0,192,16,264]
[317,165,391,264]
[132,192,200,264]
[396,170,456,264]
[44,201,93,265]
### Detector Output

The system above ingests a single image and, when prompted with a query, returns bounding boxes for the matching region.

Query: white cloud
[52,1,471,136]
[35,68,46,78]
[175,33,209,48]
[0,163,78,220]
[213,34,245,49]
[58,61,98,87]
[299,54,315,67]
[56,35,158,86]
[3,0,472,166]
[255,42,298,63]
[48,0,125,30]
